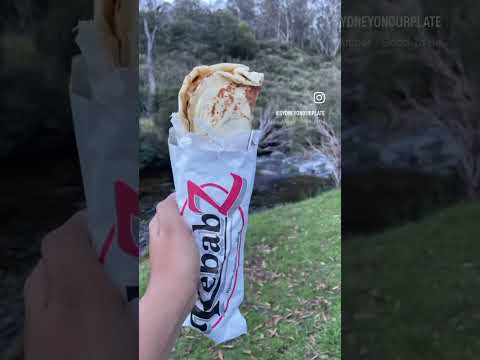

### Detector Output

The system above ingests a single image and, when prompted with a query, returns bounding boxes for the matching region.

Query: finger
[148,210,159,256]
[24,260,48,318]
[41,211,106,304]
[149,194,180,256]
[155,193,186,228]
[156,193,178,212]
[149,193,194,261]
[149,194,178,236]
[42,210,100,270]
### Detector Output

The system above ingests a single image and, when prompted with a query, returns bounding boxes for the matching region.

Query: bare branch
[258,103,292,155]
[305,115,341,187]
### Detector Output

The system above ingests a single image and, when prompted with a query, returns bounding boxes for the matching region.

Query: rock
[283,153,335,178]
[256,156,296,177]
[269,151,287,160]
[343,125,462,176]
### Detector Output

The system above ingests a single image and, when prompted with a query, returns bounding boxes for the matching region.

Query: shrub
[228,21,258,59]
[202,11,258,60]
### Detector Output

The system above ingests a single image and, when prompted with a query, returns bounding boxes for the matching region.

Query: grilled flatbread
[94,0,138,67]
[178,63,264,135]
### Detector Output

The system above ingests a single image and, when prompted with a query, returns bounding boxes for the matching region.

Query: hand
[145,193,199,308]
[24,211,137,360]
[140,193,199,360]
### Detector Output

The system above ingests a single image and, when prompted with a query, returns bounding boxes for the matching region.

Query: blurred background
[343,1,480,235]
[342,1,480,358]
[138,0,342,359]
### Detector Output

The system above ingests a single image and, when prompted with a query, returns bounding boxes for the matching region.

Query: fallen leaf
[267,328,278,337]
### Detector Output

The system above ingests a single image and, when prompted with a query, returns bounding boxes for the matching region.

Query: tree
[257,0,339,52]
[141,0,169,116]
[279,0,292,43]
[257,0,281,40]
[226,0,255,27]
[202,10,258,60]
[311,0,341,58]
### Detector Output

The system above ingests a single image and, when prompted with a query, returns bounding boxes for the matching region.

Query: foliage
[140,190,341,359]
[140,8,258,62]
[200,11,258,60]
[139,117,169,170]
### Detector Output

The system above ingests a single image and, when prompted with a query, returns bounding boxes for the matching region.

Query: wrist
[143,277,197,316]
[140,279,196,360]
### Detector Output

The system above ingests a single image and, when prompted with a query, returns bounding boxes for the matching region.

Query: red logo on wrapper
[99,180,139,302]
[181,173,247,333]
[186,173,245,216]
[115,181,140,257]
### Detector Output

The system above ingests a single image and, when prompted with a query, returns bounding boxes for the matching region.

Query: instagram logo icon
[313,92,326,104]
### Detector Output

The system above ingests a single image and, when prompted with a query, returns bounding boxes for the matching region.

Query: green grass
[140,190,341,359]
[343,200,480,359]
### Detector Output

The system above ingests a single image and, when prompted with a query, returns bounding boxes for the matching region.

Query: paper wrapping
[169,113,260,343]
[69,21,139,315]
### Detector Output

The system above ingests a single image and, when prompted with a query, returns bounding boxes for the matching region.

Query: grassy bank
[140,190,341,359]
[343,200,480,359]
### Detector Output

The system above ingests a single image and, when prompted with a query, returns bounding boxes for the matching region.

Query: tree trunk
[276,12,281,41]
[146,41,156,115]
[284,11,290,43]
[143,16,157,116]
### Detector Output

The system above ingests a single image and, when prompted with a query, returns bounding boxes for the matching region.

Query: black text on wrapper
[181,173,247,333]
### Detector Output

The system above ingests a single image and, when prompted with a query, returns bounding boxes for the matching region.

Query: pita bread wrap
[178,63,264,136]
[94,0,138,67]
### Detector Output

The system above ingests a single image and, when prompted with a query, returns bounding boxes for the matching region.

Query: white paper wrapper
[69,21,139,315]
[168,113,261,344]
